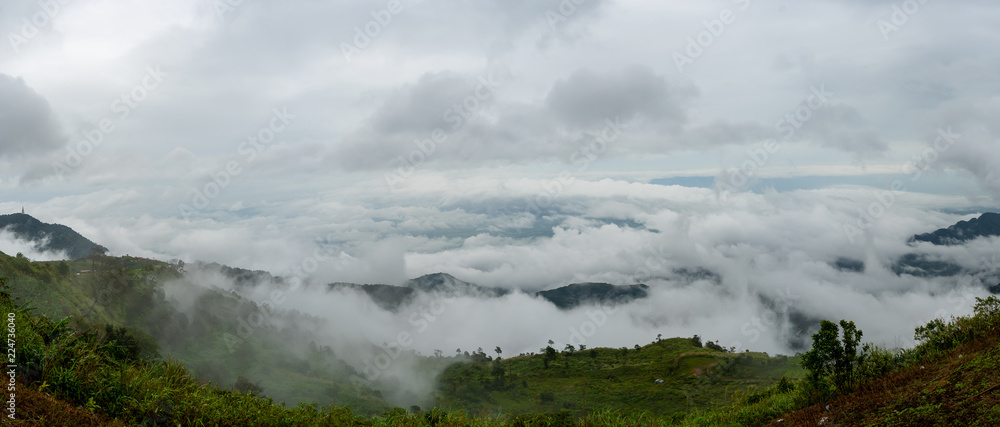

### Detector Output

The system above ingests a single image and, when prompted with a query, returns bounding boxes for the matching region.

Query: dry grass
[4,381,128,427]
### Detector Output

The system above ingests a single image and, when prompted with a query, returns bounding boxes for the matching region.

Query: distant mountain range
[910,212,1000,245]
[330,273,646,311]
[536,282,649,309]
[893,212,1000,284]
[0,213,107,260]
[191,260,647,311]
[9,210,999,307]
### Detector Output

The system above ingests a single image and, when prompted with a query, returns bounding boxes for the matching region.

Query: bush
[99,325,160,363]
[800,319,864,399]
[775,376,795,394]
[233,376,264,396]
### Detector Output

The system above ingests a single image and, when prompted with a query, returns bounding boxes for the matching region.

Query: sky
[1,0,1000,360]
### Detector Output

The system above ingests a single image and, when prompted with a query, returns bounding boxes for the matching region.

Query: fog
[1,0,998,410]
[0,229,69,261]
[105,178,993,407]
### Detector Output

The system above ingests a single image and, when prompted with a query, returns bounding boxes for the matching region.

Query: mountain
[193,261,283,288]
[324,274,651,311]
[328,282,417,311]
[0,213,107,260]
[405,272,510,297]
[891,213,1000,280]
[910,212,1000,245]
[535,282,649,310]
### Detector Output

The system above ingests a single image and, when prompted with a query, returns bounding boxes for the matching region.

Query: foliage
[233,376,264,396]
[800,319,864,400]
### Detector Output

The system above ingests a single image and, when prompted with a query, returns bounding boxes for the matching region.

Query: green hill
[0,251,394,417]
[434,339,803,420]
[4,247,997,426]
[0,213,107,260]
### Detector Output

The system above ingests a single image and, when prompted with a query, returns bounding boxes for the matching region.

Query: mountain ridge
[0,213,107,260]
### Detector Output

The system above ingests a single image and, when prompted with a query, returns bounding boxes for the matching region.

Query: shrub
[800,319,864,399]
[233,376,264,396]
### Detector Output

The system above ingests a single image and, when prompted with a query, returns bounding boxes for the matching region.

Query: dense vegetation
[1,248,999,425]
[0,251,394,416]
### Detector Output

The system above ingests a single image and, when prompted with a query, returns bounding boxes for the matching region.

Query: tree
[233,376,263,396]
[491,360,506,389]
[57,261,70,276]
[836,320,864,391]
[691,334,702,348]
[801,319,865,396]
[543,346,558,369]
[564,344,575,353]
[494,346,502,360]
[705,340,726,352]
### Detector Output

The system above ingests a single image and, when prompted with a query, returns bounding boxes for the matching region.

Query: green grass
[434,340,804,419]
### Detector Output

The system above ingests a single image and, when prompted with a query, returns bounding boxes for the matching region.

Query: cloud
[0,75,67,160]
[794,104,887,155]
[0,229,69,261]
[546,65,688,128]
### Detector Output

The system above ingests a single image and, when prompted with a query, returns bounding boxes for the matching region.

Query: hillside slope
[0,213,107,260]
[435,338,804,419]
[0,252,394,416]
[771,312,1000,426]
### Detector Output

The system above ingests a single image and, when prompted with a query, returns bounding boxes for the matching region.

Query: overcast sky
[1,0,999,356]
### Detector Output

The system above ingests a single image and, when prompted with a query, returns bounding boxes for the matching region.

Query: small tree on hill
[801,319,865,398]
[691,334,702,348]
[543,346,558,369]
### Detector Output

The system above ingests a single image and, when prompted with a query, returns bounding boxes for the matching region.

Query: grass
[434,339,804,420]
